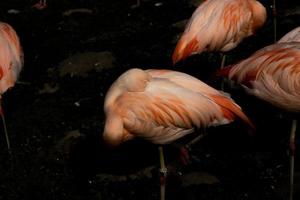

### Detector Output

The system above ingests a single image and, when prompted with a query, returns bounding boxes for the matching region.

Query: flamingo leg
[289,119,297,200]
[159,146,167,200]
[0,99,10,150]
[180,133,206,165]
[272,0,277,42]
[220,54,226,69]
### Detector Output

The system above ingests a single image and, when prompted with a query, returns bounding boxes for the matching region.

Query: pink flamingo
[103,68,254,200]
[217,42,300,200]
[0,22,23,150]
[172,0,266,66]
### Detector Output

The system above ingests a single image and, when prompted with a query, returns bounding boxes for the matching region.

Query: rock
[181,171,220,187]
[54,130,82,156]
[38,83,59,94]
[95,166,156,184]
[59,51,116,77]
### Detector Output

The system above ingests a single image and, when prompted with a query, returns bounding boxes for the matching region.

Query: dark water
[0,0,299,199]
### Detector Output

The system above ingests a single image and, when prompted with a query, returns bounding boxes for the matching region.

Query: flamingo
[217,42,300,200]
[172,0,267,66]
[0,22,23,150]
[32,0,47,10]
[103,68,254,200]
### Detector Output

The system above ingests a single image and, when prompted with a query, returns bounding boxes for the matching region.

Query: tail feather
[210,94,255,130]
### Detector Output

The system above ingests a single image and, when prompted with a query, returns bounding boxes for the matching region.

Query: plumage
[103,68,253,146]
[0,21,23,149]
[217,42,300,112]
[172,0,266,64]
[278,27,300,43]
[0,22,23,96]
[217,40,300,200]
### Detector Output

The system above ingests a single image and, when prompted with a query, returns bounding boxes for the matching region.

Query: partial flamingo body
[172,0,266,64]
[278,27,300,43]
[103,68,253,146]
[0,22,23,95]
[103,69,253,200]
[217,42,300,200]
[218,42,300,112]
[0,22,23,149]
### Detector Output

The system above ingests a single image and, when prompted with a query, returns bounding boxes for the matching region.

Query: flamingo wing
[172,0,266,64]
[146,69,221,95]
[104,69,253,145]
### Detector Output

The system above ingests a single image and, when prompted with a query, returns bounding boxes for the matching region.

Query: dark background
[0,0,299,199]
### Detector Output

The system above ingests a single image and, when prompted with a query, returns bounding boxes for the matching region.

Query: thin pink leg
[179,133,206,165]
[159,146,167,200]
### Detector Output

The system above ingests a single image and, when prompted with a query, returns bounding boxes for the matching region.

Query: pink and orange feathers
[278,26,300,43]
[217,42,300,112]
[172,0,266,64]
[0,22,23,96]
[103,68,253,146]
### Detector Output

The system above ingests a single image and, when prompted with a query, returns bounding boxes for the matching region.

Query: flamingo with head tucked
[103,68,254,200]
[172,0,266,67]
[103,68,253,146]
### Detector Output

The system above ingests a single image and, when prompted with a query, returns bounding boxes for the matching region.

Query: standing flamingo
[217,42,300,200]
[103,68,254,200]
[0,22,23,150]
[172,0,266,66]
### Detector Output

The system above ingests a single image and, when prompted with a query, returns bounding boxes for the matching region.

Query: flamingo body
[0,22,23,95]
[218,42,300,112]
[278,27,300,43]
[172,0,266,64]
[103,68,253,146]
